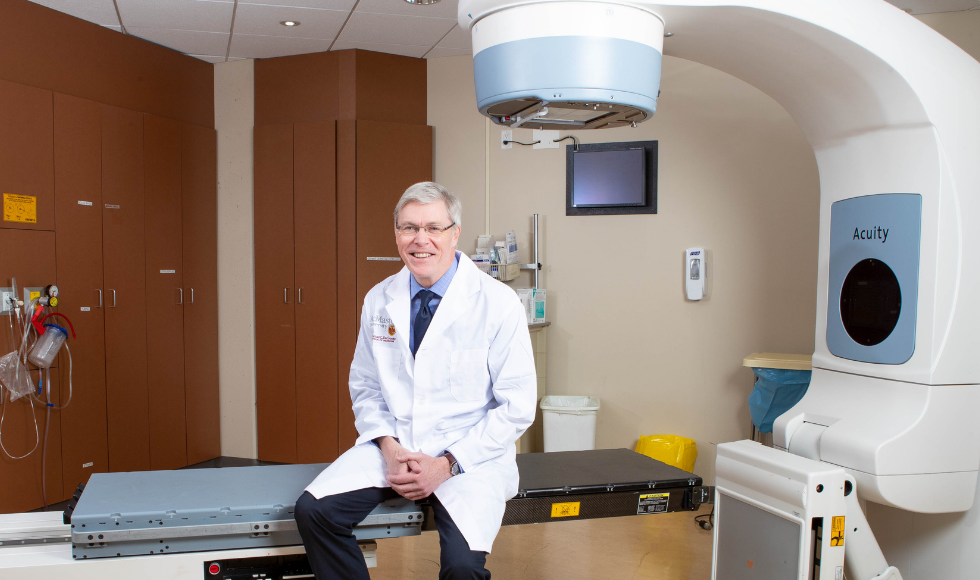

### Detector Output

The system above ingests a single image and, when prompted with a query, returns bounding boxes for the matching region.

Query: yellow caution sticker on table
[637,493,670,514]
[550,502,580,518]
[3,194,37,223]
[830,516,845,547]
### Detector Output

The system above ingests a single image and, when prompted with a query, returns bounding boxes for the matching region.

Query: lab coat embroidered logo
[388,324,396,336]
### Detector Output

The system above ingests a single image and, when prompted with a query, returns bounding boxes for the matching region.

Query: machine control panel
[827,193,922,364]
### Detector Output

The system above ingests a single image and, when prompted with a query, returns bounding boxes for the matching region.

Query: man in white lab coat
[295,182,538,579]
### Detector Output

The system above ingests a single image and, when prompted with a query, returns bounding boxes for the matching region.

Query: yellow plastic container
[635,435,698,472]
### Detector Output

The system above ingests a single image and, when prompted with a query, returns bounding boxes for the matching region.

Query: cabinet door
[102,105,150,473]
[0,79,54,231]
[0,229,65,512]
[181,123,219,466]
[337,120,433,450]
[143,114,186,471]
[294,122,339,463]
[254,124,297,463]
[336,121,358,452]
[53,93,109,496]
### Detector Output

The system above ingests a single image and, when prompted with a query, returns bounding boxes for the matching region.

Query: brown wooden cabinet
[294,122,339,464]
[144,114,187,471]
[39,97,220,510]
[254,124,299,464]
[101,104,151,474]
[181,123,220,466]
[255,118,431,460]
[53,92,110,498]
[1,91,219,514]
[255,121,343,464]
[252,50,430,459]
[0,0,216,511]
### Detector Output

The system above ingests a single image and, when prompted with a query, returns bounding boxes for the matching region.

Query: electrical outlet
[0,288,13,315]
[501,129,512,149]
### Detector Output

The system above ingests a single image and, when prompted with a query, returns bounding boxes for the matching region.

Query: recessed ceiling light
[664,32,674,37]
[403,0,441,5]
[280,20,301,27]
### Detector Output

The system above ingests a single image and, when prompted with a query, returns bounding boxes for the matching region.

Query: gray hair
[393,182,462,227]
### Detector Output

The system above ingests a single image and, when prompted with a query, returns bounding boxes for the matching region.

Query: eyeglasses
[395,223,456,237]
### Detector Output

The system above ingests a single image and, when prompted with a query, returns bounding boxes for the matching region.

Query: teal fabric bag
[748,368,812,433]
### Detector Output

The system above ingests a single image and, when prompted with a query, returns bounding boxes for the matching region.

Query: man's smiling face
[395,200,460,288]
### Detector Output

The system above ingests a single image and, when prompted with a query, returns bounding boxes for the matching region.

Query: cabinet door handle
[284,287,290,304]
[97,289,103,308]
[177,288,183,305]
[110,289,117,308]
[298,288,303,304]
[190,288,194,304]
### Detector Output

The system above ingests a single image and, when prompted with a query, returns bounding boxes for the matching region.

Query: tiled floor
[372,506,715,580]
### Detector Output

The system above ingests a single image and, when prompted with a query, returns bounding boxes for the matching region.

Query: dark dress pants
[295,488,490,580]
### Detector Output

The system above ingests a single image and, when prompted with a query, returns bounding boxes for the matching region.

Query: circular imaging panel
[840,259,901,346]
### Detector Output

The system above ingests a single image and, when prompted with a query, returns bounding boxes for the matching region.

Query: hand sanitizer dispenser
[685,248,706,300]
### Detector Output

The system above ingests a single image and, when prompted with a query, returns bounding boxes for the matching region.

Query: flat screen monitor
[571,148,646,207]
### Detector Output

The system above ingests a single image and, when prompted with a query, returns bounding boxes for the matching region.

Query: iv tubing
[0,390,39,460]
[39,313,76,338]
[41,366,50,508]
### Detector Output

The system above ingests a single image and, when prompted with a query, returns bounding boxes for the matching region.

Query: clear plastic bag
[0,351,34,402]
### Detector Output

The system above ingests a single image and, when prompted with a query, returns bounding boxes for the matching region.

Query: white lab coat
[304,253,537,553]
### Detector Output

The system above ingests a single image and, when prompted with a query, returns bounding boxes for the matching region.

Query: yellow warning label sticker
[550,502,580,518]
[29,291,40,303]
[637,493,670,514]
[830,516,845,547]
[3,194,37,223]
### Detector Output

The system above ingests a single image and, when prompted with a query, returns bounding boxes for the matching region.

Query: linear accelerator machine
[2,1,978,579]
[460,0,980,578]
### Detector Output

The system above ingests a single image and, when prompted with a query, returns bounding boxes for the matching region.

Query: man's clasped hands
[377,436,454,501]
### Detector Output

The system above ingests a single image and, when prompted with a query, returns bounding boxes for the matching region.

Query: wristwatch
[443,451,461,477]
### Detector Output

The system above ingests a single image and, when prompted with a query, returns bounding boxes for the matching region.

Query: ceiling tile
[117,0,234,33]
[331,40,429,58]
[238,0,356,9]
[425,47,470,59]
[229,33,332,58]
[127,26,230,56]
[336,11,454,47]
[189,54,227,63]
[355,0,459,20]
[28,0,119,26]
[435,23,467,49]
[884,0,980,13]
[103,24,123,32]
[233,3,348,39]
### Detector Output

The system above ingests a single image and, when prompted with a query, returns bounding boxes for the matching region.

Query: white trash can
[540,395,601,452]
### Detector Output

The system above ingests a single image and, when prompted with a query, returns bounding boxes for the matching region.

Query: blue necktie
[413,290,436,357]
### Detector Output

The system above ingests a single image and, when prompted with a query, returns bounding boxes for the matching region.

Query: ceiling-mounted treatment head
[466,1,664,130]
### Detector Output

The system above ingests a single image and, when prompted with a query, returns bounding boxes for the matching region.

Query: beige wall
[428,55,821,483]
[215,59,257,459]
[917,10,980,61]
